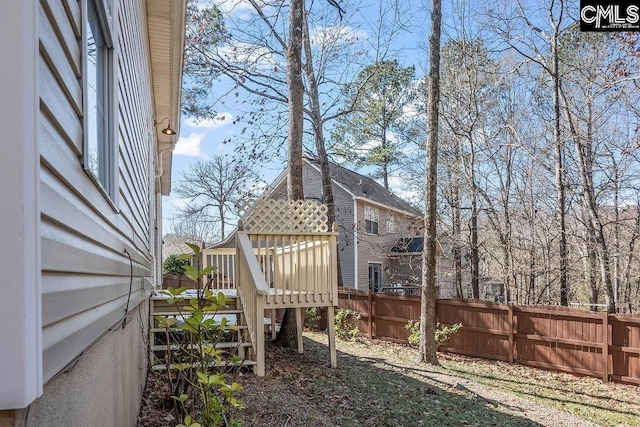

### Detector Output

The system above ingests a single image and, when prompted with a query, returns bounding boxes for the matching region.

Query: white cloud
[184,112,234,129]
[214,0,255,14]
[310,25,368,46]
[169,197,192,210]
[361,139,379,151]
[174,132,205,157]
[388,176,420,203]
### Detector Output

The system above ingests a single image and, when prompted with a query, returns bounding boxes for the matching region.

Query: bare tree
[419,0,442,365]
[173,156,259,241]
[487,0,572,305]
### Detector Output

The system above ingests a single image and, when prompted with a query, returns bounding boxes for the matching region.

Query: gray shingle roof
[305,157,423,217]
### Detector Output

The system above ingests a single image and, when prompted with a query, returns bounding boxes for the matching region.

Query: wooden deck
[151,201,339,378]
[193,200,340,376]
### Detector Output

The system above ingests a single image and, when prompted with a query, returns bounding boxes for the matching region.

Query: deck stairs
[149,290,280,371]
[152,200,339,376]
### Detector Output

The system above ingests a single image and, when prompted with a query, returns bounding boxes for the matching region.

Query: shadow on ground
[237,335,542,427]
[442,360,640,421]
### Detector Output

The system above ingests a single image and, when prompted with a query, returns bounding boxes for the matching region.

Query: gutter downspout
[154,142,176,179]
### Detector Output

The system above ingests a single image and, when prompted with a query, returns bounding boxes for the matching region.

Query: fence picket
[336,289,639,386]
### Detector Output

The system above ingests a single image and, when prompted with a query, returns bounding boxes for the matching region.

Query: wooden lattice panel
[239,199,329,233]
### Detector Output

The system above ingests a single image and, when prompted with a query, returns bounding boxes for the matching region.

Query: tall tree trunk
[277,0,305,348]
[561,90,616,312]
[418,0,441,366]
[453,184,463,298]
[286,0,304,201]
[382,126,389,189]
[612,157,620,309]
[470,190,480,299]
[623,207,640,313]
[584,230,599,311]
[219,205,226,240]
[301,12,344,288]
[551,26,569,306]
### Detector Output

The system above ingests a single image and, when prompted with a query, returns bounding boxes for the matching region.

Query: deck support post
[296,307,304,354]
[328,305,337,368]
[271,309,277,340]
[255,297,265,376]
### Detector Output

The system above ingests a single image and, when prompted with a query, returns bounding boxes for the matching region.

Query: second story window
[365,206,379,235]
[386,215,398,233]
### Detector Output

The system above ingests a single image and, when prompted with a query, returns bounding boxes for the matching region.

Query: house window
[368,263,383,292]
[386,215,398,233]
[85,0,114,197]
[364,206,379,234]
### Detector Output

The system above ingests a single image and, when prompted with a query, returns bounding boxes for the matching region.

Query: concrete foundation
[2,301,150,427]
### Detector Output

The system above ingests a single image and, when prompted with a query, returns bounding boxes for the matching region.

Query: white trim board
[0,0,43,408]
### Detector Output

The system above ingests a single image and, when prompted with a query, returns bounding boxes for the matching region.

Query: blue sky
[162,0,438,234]
[162,0,578,235]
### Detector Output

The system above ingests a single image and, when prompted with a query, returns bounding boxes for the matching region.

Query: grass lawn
[236,332,639,426]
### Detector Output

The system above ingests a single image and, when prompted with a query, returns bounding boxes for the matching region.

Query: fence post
[368,291,373,339]
[602,311,609,383]
[508,304,514,365]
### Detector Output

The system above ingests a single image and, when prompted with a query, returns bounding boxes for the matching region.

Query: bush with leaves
[163,253,191,276]
[334,309,361,341]
[405,321,463,348]
[155,243,244,427]
[303,307,320,330]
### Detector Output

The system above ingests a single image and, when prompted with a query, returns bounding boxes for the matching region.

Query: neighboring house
[0,1,186,425]
[260,155,427,292]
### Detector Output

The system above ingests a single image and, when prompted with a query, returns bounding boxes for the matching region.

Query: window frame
[83,0,117,204]
[364,205,379,235]
[368,262,383,292]
[386,214,398,234]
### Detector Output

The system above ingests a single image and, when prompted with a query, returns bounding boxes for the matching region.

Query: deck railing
[248,231,338,307]
[235,233,268,376]
[202,247,236,289]
[203,232,339,306]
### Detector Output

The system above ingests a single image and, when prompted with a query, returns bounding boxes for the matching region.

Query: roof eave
[147,0,187,196]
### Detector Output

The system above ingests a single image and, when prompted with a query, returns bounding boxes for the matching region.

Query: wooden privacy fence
[337,288,640,386]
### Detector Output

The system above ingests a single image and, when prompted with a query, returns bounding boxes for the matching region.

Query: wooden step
[150,309,243,316]
[150,326,247,333]
[152,360,257,372]
[152,342,253,352]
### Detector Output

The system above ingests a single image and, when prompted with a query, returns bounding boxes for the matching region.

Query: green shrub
[335,309,361,341]
[405,320,463,348]
[304,307,320,330]
[163,253,190,275]
[155,243,243,427]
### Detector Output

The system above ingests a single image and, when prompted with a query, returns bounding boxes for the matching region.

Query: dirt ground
[138,332,640,427]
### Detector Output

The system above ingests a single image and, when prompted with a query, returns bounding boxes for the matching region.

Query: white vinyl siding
[39,0,155,382]
[365,205,379,235]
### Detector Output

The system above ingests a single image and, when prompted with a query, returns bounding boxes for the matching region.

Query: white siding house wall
[39,0,153,386]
